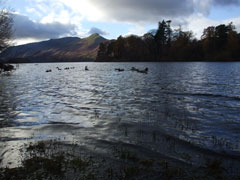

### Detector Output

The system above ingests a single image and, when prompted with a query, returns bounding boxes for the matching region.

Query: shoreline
[1,139,239,180]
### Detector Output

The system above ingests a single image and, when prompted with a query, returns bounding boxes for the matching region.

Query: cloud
[58,0,104,21]
[12,13,78,40]
[84,0,240,23]
[9,0,240,45]
[213,0,240,6]
[87,0,195,23]
[185,14,240,39]
[58,0,240,24]
[125,25,146,37]
[88,27,108,35]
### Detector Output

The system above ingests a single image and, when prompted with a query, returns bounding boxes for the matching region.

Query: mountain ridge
[0,34,107,63]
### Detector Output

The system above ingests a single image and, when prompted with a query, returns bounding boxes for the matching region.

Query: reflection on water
[1,62,240,167]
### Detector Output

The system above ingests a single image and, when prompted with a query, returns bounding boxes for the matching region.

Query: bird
[115,68,124,72]
[137,68,148,73]
[131,67,138,71]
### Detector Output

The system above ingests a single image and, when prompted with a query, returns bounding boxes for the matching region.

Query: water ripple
[1,62,240,167]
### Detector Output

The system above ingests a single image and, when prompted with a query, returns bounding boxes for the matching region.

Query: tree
[96,20,239,62]
[170,27,195,61]
[200,23,239,60]
[201,26,215,40]
[96,42,107,61]
[113,36,125,59]
[226,24,240,60]
[155,20,167,46]
[215,24,229,51]
[201,26,216,58]
[0,2,13,52]
[154,20,172,60]
[96,40,116,61]
[143,33,156,60]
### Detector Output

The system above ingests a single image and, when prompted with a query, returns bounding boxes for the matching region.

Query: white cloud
[125,25,146,37]
[12,13,78,40]
[13,38,41,46]
[25,7,40,16]
[22,0,87,38]
[185,13,240,39]
[40,9,72,24]
[58,0,104,21]
[88,27,109,36]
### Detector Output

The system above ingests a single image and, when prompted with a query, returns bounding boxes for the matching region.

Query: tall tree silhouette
[0,3,13,52]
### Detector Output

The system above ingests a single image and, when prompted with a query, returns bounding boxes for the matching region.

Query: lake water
[1,62,240,168]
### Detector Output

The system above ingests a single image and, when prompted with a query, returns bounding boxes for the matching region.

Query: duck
[115,68,124,72]
[85,66,89,71]
[46,69,52,72]
[131,67,138,71]
[137,68,148,73]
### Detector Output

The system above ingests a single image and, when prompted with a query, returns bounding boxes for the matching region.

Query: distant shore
[2,59,240,64]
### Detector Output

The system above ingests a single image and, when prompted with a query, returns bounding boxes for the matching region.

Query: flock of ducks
[46,66,148,74]
[131,67,148,73]
[46,66,75,72]
[115,67,148,73]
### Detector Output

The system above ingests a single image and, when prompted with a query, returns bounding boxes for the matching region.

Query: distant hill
[0,33,107,63]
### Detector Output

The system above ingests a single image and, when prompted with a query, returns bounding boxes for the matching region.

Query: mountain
[0,33,107,63]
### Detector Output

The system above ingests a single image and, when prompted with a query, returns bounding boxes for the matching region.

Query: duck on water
[115,68,124,72]
[131,67,148,73]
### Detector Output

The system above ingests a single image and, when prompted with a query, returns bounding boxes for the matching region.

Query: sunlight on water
[1,62,240,167]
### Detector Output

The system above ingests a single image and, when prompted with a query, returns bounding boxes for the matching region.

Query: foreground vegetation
[1,140,240,180]
[97,20,240,62]
[0,63,14,73]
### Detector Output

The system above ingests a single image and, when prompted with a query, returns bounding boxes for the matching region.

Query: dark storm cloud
[88,27,108,36]
[88,0,240,23]
[213,0,240,5]
[12,14,78,39]
[89,0,195,22]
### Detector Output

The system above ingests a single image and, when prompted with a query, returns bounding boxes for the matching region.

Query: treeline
[96,20,240,62]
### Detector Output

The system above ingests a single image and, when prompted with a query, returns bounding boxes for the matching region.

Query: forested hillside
[96,21,240,62]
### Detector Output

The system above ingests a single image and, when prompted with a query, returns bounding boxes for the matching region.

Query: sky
[6,0,240,45]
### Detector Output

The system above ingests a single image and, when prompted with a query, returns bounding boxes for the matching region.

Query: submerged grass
[1,140,240,180]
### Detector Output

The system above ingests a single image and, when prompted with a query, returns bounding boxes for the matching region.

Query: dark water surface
[1,62,240,168]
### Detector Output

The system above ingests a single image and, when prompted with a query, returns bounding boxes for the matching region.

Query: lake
[1,62,240,172]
